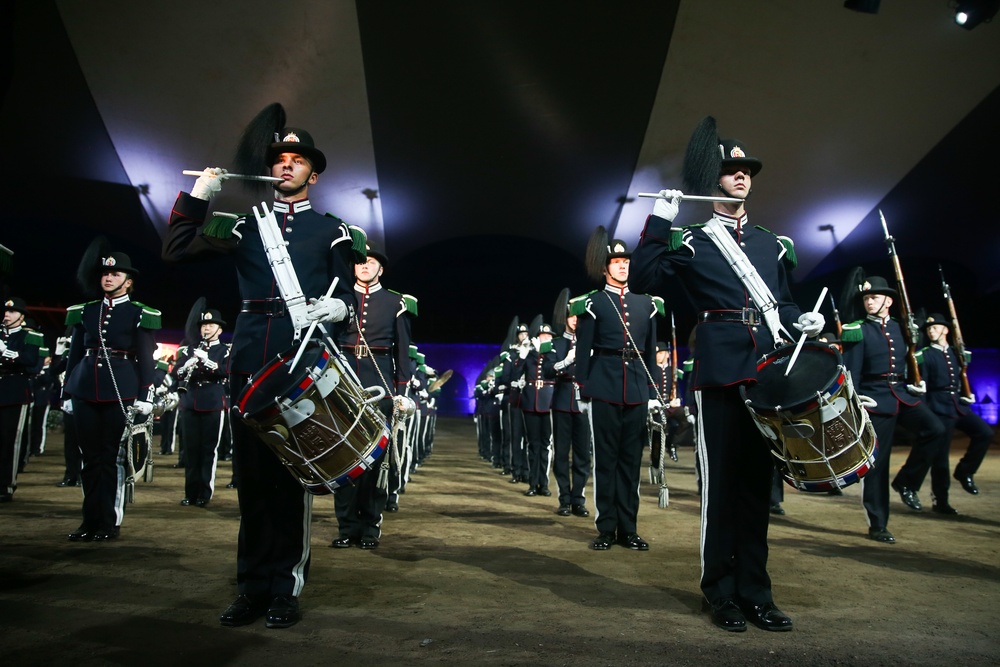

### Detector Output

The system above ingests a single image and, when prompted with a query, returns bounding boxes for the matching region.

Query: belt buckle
[356,343,370,358]
[744,308,759,325]
[535,380,544,389]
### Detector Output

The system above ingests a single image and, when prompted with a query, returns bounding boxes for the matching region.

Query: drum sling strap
[702,216,791,347]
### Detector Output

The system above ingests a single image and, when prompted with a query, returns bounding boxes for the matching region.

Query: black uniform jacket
[64,295,159,402]
[574,284,657,405]
[0,325,43,406]
[544,332,582,413]
[339,282,414,395]
[918,344,970,419]
[174,340,230,412]
[163,193,359,374]
[520,343,554,413]
[841,315,921,416]
[630,211,802,389]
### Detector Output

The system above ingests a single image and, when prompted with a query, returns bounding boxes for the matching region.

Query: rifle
[879,210,921,385]
[829,293,843,339]
[939,265,973,399]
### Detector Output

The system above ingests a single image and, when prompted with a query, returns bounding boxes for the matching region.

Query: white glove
[62,398,73,415]
[960,393,976,405]
[133,400,153,416]
[55,337,70,356]
[193,348,209,361]
[181,357,199,372]
[648,398,662,412]
[857,394,877,409]
[190,167,226,201]
[306,296,348,323]
[418,389,429,400]
[652,189,682,222]
[905,380,927,396]
[409,377,421,389]
[531,337,541,352]
[1,348,16,360]
[0,340,6,354]
[563,347,576,366]
[513,378,526,390]
[794,311,826,337]
[686,412,696,425]
[669,397,682,408]
[155,384,168,395]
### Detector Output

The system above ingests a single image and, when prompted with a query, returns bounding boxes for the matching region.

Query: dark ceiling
[2,1,999,347]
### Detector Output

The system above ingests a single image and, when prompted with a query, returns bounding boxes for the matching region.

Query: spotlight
[953,0,999,29]
[844,0,881,14]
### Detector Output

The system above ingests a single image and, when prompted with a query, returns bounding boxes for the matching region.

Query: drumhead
[744,342,843,412]
[238,341,327,420]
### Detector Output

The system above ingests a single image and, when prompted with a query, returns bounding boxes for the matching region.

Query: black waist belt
[240,298,285,317]
[698,308,761,325]
[342,345,391,357]
[85,348,134,361]
[191,380,226,387]
[594,348,644,360]
[863,373,906,383]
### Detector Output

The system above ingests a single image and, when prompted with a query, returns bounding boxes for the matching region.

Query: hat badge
[612,242,625,253]
[860,280,871,291]
[730,146,746,158]
[102,256,116,267]
[202,312,213,321]
[282,132,300,143]
[4,300,12,308]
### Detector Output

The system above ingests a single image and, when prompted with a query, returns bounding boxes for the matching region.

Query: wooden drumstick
[637,192,744,204]
[784,286,829,377]
[182,170,283,183]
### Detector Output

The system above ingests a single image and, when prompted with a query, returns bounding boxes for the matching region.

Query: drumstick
[288,277,340,373]
[182,170,283,183]
[637,192,744,204]
[784,286,829,377]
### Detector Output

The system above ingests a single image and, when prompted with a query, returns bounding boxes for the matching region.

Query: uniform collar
[272,200,313,214]
[866,313,890,324]
[2,325,21,335]
[206,338,222,347]
[604,283,629,296]
[563,331,575,341]
[713,211,749,230]
[931,342,948,352]
[355,282,383,295]
[103,294,131,307]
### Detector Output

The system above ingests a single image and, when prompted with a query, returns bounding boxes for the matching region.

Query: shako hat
[199,309,227,328]
[267,127,327,174]
[858,276,898,299]
[3,297,28,314]
[99,251,140,277]
[365,243,389,269]
[923,313,949,330]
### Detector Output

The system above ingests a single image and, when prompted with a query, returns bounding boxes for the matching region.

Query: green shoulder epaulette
[493,365,503,375]
[753,226,798,269]
[667,227,687,252]
[650,295,666,317]
[840,320,863,343]
[499,350,510,362]
[408,344,419,360]
[132,302,162,330]
[963,350,972,364]
[568,291,596,317]
[913,348,924,363]
[539,340,553,355]
[416,352,425,364]
[390,290,418,317]
[347,224,368,262]
[64,302,92,326]
[682,358,694,373]
[25,330,45,347]
[203,212,243,239]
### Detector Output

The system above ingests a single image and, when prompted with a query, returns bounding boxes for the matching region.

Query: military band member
[174,308,230,508]
[630,117,824,632]
[574,232,660,553]
[51,334,82,487]
[545,297,592,517]
[332,245,414,547]
[648,341,683,471]
[840,275,946,539]
[908,313,994,506]
[163,104,360,629]
[0,298,43,502]
[521,322,555,498]
[64,249,159,540]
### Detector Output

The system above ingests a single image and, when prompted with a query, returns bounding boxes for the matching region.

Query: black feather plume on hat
[500,316,520,349]
[185,296,208,345]
[682,116,722,197]
[839,266,868,324]
[585,226,610,283]
[528,314,544,338]
[552,288,570,336]
[76,236,112,298]
[233,102,286,196]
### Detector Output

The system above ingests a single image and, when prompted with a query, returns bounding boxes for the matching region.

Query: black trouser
[508,404,527,477]
[30,403,48,455]
[523,410,552,491]
[159,409,177,454]
[178,409,223,502]
[231,374,311,600]
[62,407,82,482]
[552,410,591,507]
[589,400,646,537]
[695,387,773,607]
[73,400,128,531]
[335,398,390,539]
[648,413,680,468]
[953,411,996,477]
[0,404,27,495]
[863,401,943,529]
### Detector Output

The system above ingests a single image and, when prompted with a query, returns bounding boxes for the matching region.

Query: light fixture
[952,0,999,29]
[844,0,881,14]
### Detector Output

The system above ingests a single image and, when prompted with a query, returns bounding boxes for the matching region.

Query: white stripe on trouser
[114,434,127,527]
[694,390,709,587]
[582,402,599,528]
[5,406,27,494]
[291,492,313,597]
[208,411,224,498]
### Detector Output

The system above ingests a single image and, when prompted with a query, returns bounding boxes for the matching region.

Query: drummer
[163,103,363,629]
[630,117,825,633]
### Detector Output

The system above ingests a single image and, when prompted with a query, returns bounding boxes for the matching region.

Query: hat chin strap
[272,169,314,198]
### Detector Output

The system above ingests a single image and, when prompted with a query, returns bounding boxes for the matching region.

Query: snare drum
[236,339,391,494]
[740,342,877,493]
